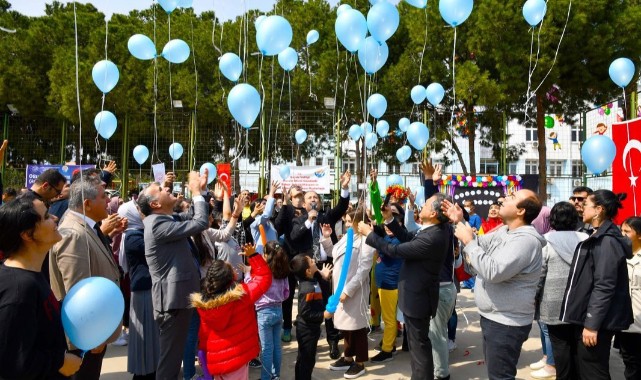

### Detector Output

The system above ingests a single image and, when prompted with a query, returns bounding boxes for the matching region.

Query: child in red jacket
[191,244,272,380]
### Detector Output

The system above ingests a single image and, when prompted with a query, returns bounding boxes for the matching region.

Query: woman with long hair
[0,197,82,378]
[558,190,633,379]
[619,216,641,380]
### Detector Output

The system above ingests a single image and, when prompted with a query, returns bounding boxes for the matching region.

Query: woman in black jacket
[557,190,633,379]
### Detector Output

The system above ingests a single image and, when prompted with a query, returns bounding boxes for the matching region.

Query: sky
[11,0,340,21]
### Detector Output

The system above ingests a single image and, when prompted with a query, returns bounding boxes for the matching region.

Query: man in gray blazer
[137,171,210,380]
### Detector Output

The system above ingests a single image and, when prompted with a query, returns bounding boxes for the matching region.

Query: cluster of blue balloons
[133,145,149,165]
[62,277,124,351]
[169,142,183,161]
[411,83,445,106]
[523,0,547,27]
[92,60,120,139]
[127,34,191,64]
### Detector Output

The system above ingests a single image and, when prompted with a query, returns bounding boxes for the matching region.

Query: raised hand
[420,158,435,179]
[282,183,290,205]
[251,202,265,217]
[369,168,378,183]
[240,243,256,256]
[321,223,333,238]
[188,171,202,196]
[214,182,224,200]
[103,160,117,174]
[432,163,443,183]
[441,199,464,224]
[319,262,333,280]
[357,221,373,237]
[340,170,351,189]
[269,180,280,197]
[163,171,176,188]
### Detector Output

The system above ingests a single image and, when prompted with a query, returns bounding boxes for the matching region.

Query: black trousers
[617,332,641,380]
[404,314,433,380]
[315,264,340,344]
[155,308,193,380]
[69,347,106,380]
[549,324,614,380]
[480,316,531,380]
[282,272,298,330]
[295,321,321,380]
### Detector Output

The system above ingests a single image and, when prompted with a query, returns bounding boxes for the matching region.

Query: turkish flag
[216,163,232,192]
[612,117,641,224]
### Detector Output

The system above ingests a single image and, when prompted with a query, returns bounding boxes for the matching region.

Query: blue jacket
[375,235,403,290]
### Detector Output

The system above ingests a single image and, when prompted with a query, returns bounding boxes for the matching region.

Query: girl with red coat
[191,244,272,379]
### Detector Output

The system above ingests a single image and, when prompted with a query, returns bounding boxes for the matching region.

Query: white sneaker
[447,339,457,352]
[111,330,129,346]
[531,366,556,379]
[529,357,547,370]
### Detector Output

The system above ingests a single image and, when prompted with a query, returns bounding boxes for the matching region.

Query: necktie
[312,221,321,262]
[93,224,112,253]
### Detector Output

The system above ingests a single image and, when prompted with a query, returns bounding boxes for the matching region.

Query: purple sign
[25,164,96,188]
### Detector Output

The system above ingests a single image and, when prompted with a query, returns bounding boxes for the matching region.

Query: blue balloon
[169,142,183,160]
[326,228,354,313]
[411,85,426,104]
[200,162,217,184]
[387,174,403,187]
[425,83,445,106]
[522,0,547,27]
[357,37,388,74]
[306,30,319,45]
[279,166,291,180]
[349,124,362,140]
[361,122,373,136]
[278,47,298,71]
[256,16,293,56]
[92,60,119,93]
[415,187,425,206]
[255,15,266,29]
[439,0,474,27]
[62,277,124,351]
[367,2,399,42]
[407,122,429,150]
[295,129,307,144]
[158,0,178,13]
[405,0,427,8]
[133,145,149,165]
[399,117,410,132]
[335,9,368,53]
[219,53,243,82]
[396,145,412,163]
[162,39,190,64]
[128,34,156,60]
[227,83,261,129]
[365,132,378,149]
[376,120,389,138]
[581,135,616,174]
[367,93,387,119]
[336,4,352,16]
[609,58,635,88]
[178,0,193,8]
[94,111,117,139]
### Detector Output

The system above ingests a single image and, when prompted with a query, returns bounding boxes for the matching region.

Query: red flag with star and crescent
[612,117,641,224]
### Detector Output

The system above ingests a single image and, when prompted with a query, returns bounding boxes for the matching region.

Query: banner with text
[271,165,331,194]
[25,164,96,187]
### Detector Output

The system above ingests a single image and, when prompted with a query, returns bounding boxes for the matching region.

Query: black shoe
[368,325,381,335]
[329,340,340,360]
[249,358,262,368]
[343,362,365,379]
[402,329,409,351]
[370,350,394,363]
[374,342,396,354]
[329,357,352,371]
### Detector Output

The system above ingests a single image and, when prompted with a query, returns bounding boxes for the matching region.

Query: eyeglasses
[570,196,585,202]
[49,183,63,196]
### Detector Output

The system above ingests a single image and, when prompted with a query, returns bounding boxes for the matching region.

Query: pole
[2,114,8,177]
[334,110,342,204]
[59,120,66,164]
[502,110,507,173]
[188,112,195,171]
[121,113,129,197]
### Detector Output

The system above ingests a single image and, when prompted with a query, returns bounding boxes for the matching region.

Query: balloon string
[288,71,292,161]
[449,27,457,175]
[525,0,572,104]
[524,15,545,127]
[267,57,275,167]
[152,1,159,168]
[274,70,285,156]
[308,43,313,97]
[191,13,199,170]
[417,6,428,84]
[353,57,364,123]
[622,90,637,214]
[95,19,111,168]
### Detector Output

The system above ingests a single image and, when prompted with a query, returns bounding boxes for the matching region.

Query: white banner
[271,165,331,194]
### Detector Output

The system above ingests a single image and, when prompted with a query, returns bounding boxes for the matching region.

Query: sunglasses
[570,196,585,202]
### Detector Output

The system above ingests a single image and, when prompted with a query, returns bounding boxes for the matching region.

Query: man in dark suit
[288,170,351,358]
[137,170,211,380]
[358,193,451,380]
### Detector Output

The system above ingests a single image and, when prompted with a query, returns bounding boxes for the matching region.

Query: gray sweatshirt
[538,231,588,325]
[463,225,546,326]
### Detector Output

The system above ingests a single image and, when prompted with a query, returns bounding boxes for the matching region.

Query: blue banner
[25,164,96,188]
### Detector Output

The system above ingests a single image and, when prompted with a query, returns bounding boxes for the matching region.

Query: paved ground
[101,288,625,379]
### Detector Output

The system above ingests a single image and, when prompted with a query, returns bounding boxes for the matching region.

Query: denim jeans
[182,311,200,380]
[258,306,283,380]
[480,316,532,380]
[429,283,457,378]
[538,320,554,366]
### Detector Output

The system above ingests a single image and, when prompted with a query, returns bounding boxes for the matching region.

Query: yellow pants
[378,288,399,352]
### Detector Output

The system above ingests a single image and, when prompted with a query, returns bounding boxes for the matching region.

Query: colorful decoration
[386,184,411,202]
[548,131,561,150]
[436,174,523,198]
[598,103,613,116]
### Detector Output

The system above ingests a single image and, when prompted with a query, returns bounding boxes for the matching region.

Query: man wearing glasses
[29,168,67,203]
[569,186,593,232]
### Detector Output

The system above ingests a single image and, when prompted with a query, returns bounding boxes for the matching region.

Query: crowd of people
[0,137,639,380]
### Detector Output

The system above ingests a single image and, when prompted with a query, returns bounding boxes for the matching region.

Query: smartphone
[381,193,392,210]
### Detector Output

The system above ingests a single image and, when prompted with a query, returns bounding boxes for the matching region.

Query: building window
[571,124,581,142]
[525,159,538,175]
[343,161,355,174]
[480,159,499,174]
[508,162,518,174]
[572,160,583,178]
[548,160,564,177]
[327,158,334,168]
[411,163,420,175]
[526,125,538,142]
[388,164,400,174]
